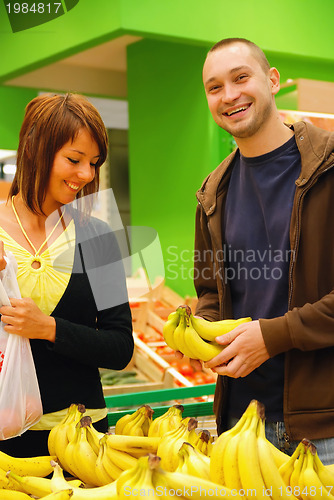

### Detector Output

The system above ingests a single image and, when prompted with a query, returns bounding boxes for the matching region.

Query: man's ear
[269,67,280,96]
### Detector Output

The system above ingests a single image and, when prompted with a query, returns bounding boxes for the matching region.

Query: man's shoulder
[294,120,334,143]
[198,149,237,192]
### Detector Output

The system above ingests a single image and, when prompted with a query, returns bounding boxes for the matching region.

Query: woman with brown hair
[0,93,133,456]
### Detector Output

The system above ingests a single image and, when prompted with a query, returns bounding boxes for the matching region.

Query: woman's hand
[0,297,56,342]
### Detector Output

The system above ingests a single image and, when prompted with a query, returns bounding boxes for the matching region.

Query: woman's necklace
[11,195,65,268]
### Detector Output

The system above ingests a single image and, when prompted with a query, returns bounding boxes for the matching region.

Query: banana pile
[2,399,334,499]
[47,403,160,487]
[163,304,251,361]
[210,399,334,499]
[279,438,334,499]
[116,453,243,499]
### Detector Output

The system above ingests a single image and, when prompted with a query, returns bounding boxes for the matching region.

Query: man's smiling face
[203,42,279,140]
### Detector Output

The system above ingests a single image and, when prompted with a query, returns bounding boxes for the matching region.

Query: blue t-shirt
[223,135,301,421]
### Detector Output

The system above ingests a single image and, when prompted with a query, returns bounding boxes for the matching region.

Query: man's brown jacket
[194,121,334,440]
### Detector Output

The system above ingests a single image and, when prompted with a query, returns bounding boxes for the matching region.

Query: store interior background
[0,0,333,299]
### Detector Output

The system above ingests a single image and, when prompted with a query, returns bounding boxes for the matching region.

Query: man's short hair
[208,37,270,73]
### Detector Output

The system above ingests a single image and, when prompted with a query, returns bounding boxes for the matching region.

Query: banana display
[2,400,334,499]
[115,404,153,436]
[163,304,251,361]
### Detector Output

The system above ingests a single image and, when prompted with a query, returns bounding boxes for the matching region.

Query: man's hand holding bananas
[163,305,268,377]
[204,319,270,378]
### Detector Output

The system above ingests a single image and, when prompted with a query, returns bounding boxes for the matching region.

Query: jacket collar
[292,121,334,186]
[196,121,334,216]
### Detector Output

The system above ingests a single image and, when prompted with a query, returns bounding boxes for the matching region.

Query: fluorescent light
[0,150,16,162]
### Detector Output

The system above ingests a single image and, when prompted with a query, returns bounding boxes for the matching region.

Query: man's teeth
[65,181,80,190]
[226,106,249,116]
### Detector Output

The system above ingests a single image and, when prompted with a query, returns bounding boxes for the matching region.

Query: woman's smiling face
[45,127,100,212]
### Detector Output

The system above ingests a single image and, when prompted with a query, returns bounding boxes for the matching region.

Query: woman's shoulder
[0,201,16,230]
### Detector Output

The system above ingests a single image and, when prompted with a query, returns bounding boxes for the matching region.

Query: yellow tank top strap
[30,407,108,430]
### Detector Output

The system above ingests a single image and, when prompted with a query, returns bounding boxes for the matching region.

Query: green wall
[126,39,232,297]
[1,0,333,83]
[0,86,37,150]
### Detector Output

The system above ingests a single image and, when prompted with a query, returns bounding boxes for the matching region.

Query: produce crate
[105,383,217,437]
[101,334,194,396]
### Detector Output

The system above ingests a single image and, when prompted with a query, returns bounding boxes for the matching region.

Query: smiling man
[193,38,334,462]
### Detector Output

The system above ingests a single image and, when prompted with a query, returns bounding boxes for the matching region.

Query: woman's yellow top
[0,221,108,428]
[0,221,75,315]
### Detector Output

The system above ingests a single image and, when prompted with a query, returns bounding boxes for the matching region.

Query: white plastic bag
[0,253,42,440]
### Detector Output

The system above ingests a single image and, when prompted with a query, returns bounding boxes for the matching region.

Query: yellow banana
[148,404,184,438]
[50,461,118,500]
[223,412,251,490]
[266,438,289,468]
[175,442,210,480]
[157,418,198,472]
[172,313,188,355]
[153,466,244,499]
[209,398,256,485]
[6,471,53,497]
[121,405,153,437]
[257,415,298,500]
[117,455,158,499]
[66,404,86,443]
[162,311,180,352]
[43,491,74,500]
[105,445,138,471]
[196,429,214,456]
[54,403,86,472]
[71,416,100,486]
[0,490,33,500]
[86,421,104,455]
[290,441,306,494]
[0,466,17,489]
[190,314,252,341]
[115,405,153,437]
[314,447,334,490]
[0,450,55,477]
[182,321,222,362]
[237,402,267,497]
[48,403,77,456]
[100,442,124,481]
[300,443,334,500]
[278,441,304,486]
[114,412,134,435]
[105,433,160,457]
[95,438,115,485]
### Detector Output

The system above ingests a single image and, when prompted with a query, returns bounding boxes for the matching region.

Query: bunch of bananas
[188,428,214,456]
[0,449,55,478]
[210,399,297,499]
[156,417,198,471]
[48,403,87,469]
[46,404,160,487]
[175,442,210,480]
[163,304,251,361]
[148,404,184,437]
[8,461,119,500]
[116,453,244,499]
[279,438,334,498]
[115,404,153,436]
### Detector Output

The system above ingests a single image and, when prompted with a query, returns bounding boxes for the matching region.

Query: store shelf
[105,383,215,426]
